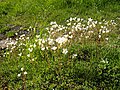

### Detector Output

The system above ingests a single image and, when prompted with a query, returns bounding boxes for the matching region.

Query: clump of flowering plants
[1,17,120,89]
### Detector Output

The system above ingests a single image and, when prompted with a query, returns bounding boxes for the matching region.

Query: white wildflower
[88,18,93,22]
[27,54,30,57]
[50,27,54,31]
[99,22,102,24]
[28,48,33,52]
[69,32,72,34]
[18,53,22,56]
[38,39,42,45]
[11,46,16,50]
[36,35,40,38]
[15,33,18,35]
[101,59,108,64]
[101,26,104,28]
[102,30,106,33]
[35,39,38,42]
[69,35,73,39]
[42,39,46,44]
[41,47,45,51]
[50,21,57,25]
[21,68,24,71]
[48,39,54,45]
[20,34,25,37]
[64,35,69,38]
[62,48,68,54]
[56,37,68,45]
[70,17,73,21]
[72,54,77,58]
[33,43,36,48]
[46,27,49,30]
[66,20,69,22]
[52,24,58,28]
[17,73,21,77]
[32,58,35,61]
[30,44,33,47]
[24,71,27,75]
[92,23,96,27]
[85,36,89,39]
[98,35,101,38]
[77,18,80,22]
[26,37,29,40]
[105,38,109,41]
[67,22,71,26]
[106,30,110,33]
[51,46,57,51]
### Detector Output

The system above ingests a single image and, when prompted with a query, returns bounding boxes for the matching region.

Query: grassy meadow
[0,0,120,89]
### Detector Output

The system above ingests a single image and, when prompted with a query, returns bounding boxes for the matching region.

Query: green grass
[0,0,120,34]
[0,0,120,89]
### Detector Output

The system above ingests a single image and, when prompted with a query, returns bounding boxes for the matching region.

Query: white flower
[41,47,45,51]
[92,23,96,27]
[77,18,80,22]
[17,73,21,77]
[88,31,94,34]
[105,38,109,41]
[88,18,93,22]
[7,41,15,45]
[101,59,108,64]
[46,27,49,30]
[15,33,18,35]
[69,35,73,39]
[64,35,69,38]
[66,20,69,22]
[102,30,106,33]
[26,37,30,40]
[38,39,42,45]
[73,17,77,20]
[33,43,36,48]
[85,36,89,39]
[24,71,27,75]
[28,48,33,52]
[20,34,25,37]
[56,37,68,45]
[21,68,24,71]
[32,58,35,61]
[18,53,22,56]
[52,24,58,28]
[70,17,73,21]
[36,35,40,38]
[27,54,30,57]
[48,39,54,45]
[30,45,33,47]
[50,21,57,25]
[42,39,46,44]
[106,30,110,33]
[51,46,57,51]
[69,32,72,34]
[72,54,77,58]
[99,22,102,24]
[67,22,71,26]
[98,35,101,38]
[50,27,54,31]
[62,48,68,54]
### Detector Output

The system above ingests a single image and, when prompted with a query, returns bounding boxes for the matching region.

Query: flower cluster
[18,67,27,77]
[35,17,117,51]
[3,17,118,60]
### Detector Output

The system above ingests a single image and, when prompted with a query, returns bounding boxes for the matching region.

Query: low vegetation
[0,0,120,89]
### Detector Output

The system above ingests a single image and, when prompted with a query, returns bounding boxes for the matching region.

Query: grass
[0,0,120,34]
[0,0,120,89]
